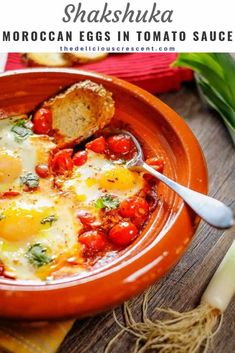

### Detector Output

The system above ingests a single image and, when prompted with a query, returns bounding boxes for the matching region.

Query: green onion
[201,240,235,312]
[173,53,235,142]
[106,241,235,353]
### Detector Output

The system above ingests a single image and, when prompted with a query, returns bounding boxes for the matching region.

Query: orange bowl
[0,69,208,320]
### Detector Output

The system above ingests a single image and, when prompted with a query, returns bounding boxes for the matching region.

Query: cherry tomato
[35,164,50,178]
[107,134,132,155]
[134,216,148,228]
[145,158,164,173]
[33,107,52,135]
[86,136,106,154]
[51,149,74,175]
[108,221,138,246]
[77,210,97,227]
[23,185,38,193]
[119,196,149,219]
[79,231,107,253]
[1,191,21,198]
[73,151,88,166]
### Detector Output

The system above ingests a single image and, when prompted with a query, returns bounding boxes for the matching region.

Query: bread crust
[64,53,108,64]
[22,53,108,67]
[42,80,115,146]
[22,53,72,67]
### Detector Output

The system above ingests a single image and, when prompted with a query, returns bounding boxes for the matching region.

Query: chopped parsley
[20,172,39,189]
[41,215,58,226]
[26,243,53,268]
[95,194,120,211]
[11,119,33,142]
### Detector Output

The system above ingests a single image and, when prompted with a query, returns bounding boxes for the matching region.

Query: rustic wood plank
[58,82,235,353]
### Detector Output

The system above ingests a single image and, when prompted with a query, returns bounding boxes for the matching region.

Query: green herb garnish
[11,119,33,142]
[20,172,39,189]
[41,215,58,226]
[26,243,52,268]
[173,53,235,141]
[95,194,120,211]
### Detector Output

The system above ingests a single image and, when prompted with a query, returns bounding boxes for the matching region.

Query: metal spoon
[123,130,234,229]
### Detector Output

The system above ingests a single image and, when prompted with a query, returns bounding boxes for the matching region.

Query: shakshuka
[0,104,163,282]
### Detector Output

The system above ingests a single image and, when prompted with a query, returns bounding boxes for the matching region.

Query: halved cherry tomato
[79,231,107,253]
[35,164,49,178]
[107,134,132,155]
[33,108,52,135]
[86,136,106,154]
[145,157,164,173]
[77,210,97,227]
[73,151,88,166]
[51,149,74,175]
[108,221,138,246]
[119,196,149,219]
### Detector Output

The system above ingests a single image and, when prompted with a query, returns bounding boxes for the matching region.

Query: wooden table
[59,82,235,353]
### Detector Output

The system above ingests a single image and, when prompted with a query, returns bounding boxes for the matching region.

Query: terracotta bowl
[0,69,208,321]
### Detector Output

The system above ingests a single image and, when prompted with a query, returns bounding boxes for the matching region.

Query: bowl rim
[0,68,208,319]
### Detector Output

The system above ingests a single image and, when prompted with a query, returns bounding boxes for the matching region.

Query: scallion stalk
[173,53,235,144]
[201,240,235,312]
[106,241,235,353]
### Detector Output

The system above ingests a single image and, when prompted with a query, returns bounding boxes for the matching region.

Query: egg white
[0,117,82,281]
[62,151,144,204]
[0,116,55,193]
[0,118,145,281]
[0,193,82,281]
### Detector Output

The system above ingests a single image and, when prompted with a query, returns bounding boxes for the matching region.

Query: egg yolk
[0,151,22,184]
[99,166,140,191]
[0,207,53,242]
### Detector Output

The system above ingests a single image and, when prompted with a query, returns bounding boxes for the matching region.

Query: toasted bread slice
[42,80,115,146]
[64,52,108,64]
[22,53,72,67]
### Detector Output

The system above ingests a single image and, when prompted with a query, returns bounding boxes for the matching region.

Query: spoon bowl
[121,130,234,229]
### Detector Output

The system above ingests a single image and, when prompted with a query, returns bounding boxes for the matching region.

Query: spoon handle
[142,162,234,229]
